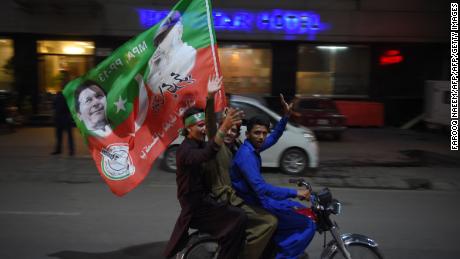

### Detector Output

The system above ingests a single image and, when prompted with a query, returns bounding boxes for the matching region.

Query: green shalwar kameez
[203,97,278,259]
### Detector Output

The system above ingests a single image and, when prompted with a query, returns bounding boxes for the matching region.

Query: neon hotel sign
[137,8,328,39]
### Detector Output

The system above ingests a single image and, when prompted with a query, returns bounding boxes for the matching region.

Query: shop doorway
[37,40,94,114]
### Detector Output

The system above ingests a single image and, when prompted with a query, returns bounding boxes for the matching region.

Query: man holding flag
[164,103,247,258]
[63,0,226,196]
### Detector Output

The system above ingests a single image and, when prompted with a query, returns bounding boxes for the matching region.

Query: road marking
[0,211,81,216]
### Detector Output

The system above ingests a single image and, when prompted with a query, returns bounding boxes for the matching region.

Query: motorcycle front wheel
[329,244,383,259]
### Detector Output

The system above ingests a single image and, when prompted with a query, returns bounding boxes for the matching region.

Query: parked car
[161,95,319,175]
[290,97,346,140]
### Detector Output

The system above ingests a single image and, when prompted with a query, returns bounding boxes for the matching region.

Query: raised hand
[207,75,223,97]
[214,107,243,146]
[221,107,244,130]
[280,94,295,117]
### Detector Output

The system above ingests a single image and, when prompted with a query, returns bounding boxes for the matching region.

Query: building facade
[0,0,450,125]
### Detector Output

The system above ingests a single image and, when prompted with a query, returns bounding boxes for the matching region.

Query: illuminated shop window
[37,40,95,55]
[218,44,272,94]
[37,41,95,95]
[0,39,14,91]
[297,45,370,96]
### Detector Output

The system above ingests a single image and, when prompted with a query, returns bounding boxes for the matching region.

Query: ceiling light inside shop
[231,52,240,61]
[37,41,95,55]
[76,42,95,48]
[316,46,348,50]
[63,46,85,55]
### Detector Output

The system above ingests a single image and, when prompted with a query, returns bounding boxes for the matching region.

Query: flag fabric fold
[63,0,225,196]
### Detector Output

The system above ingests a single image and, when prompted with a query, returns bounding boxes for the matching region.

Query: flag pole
[204,0,219,78]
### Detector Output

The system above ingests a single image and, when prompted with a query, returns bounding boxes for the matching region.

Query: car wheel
[162,145,178,173]
[280,148,308,176]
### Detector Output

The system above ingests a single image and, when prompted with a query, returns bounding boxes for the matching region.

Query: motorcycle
[290,178,383,259]
[175,178,384,259]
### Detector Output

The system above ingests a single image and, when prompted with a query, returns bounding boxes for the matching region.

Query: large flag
[63,0,226,196]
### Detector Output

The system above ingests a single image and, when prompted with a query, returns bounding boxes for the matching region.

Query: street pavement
[1,126,460,259]
[0,126,459,191]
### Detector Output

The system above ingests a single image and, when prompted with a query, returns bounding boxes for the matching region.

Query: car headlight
[303,132,316,142]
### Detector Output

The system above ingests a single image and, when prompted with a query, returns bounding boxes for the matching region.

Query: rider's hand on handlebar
[297,189,311,201]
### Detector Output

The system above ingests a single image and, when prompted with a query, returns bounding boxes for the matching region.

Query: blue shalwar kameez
[231,117,316,259]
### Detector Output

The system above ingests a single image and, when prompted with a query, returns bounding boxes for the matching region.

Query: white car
[161,95,319,175]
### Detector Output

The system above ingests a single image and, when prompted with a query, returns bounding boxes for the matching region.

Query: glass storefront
[36,40,95,115]
[297,45,370,96]
[218,44,272,95]
[0,39,14,92]
[37,40,95,94]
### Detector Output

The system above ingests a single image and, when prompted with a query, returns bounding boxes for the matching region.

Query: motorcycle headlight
[330,200,342,215]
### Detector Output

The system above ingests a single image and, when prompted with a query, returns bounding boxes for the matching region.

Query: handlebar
[289,178,342,215]
[288,178,312,192]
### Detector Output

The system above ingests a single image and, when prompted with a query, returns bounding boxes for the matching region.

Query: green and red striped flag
[63,0,226,196]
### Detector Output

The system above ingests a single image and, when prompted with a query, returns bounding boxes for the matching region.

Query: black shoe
[51,151,61,155]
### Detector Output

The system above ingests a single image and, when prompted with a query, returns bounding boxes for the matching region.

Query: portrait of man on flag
[145,10,198,112]
[74,76,149,139]
[74,80,112,138]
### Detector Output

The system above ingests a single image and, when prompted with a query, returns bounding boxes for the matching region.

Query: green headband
[184,112,205,127]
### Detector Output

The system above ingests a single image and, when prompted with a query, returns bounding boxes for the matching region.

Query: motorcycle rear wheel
[181,235,219,259]
[329,243,383,259]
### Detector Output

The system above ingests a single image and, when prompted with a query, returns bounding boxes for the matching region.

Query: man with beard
[146,11,197,111]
